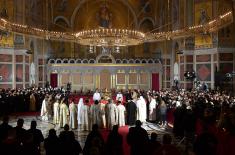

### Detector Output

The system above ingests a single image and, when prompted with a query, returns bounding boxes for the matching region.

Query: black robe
[126,101,137,126]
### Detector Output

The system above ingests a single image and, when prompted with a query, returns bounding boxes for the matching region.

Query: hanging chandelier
[75,28,145,46]
[0,11,233,46]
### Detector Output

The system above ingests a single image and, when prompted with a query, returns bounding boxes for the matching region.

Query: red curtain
[50,73,58,88]
[152,73,159,91]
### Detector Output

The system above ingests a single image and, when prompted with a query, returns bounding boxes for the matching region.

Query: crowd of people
[0,86,235,155]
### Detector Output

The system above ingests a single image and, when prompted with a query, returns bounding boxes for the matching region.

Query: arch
[122,59,128,64]
[71,0,138,29]
[141,59,147,64]
[54,16,70,27]
[139,18,154,33]
[135,59,141,63]
[76,59,82,63]
[116,59,122,64]
[129,59,135,63]
[89,59,96,63]
[96,53,115,63]
[62,58,69,63]
[69,59,75,63]
[139,17,155,29]
[148,59,154,63]
[82,59,89,63]
[56,59,62,64]
[48,59,55,64]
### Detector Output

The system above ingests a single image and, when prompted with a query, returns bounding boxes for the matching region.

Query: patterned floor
[1,115,172,155]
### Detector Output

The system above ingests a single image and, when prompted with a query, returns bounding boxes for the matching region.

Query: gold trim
[50,63,157,67]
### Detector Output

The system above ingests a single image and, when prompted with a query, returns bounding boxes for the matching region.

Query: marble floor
[1,114,173,155]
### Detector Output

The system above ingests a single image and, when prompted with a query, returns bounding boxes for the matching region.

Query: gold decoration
[0,11,233,45]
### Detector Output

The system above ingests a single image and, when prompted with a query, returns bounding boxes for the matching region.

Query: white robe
[59,103,69,128]
[69,102,78,129]
[40,99,49,121]
[105,103,118,130]
[80,104,89,130]
[149,98,157,121]
[136,96,147,123]
[93,92,101,101]
[77,98,84,125]
[117,104,126,126]
[53,101,60,124]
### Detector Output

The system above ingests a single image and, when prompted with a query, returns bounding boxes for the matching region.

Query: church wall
[0,48,30,89]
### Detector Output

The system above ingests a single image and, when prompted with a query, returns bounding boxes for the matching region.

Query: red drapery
[50,73,58,88]
[152,73,159,91]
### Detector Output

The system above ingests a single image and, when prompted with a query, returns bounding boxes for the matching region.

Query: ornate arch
[54,16,70,27]
[70,0,138,29]
[139,17,155,29]
[96,53,115,63]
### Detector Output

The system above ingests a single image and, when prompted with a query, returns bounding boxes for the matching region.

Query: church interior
[0,0,235,155]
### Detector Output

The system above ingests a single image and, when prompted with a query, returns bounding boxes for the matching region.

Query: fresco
[195,0,212,48]
[16,64,23,82]
[0,64,12,82]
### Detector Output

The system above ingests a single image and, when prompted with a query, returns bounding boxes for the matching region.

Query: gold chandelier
[0,11,233,46]
[75,28,145,46]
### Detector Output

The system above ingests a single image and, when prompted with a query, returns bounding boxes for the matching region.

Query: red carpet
[11,112,40,116]
[101,126,130,155]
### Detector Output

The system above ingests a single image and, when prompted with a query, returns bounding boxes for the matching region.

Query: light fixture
[0,11,233,46]
[75,28,145,46]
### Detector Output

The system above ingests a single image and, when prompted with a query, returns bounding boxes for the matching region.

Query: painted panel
[0,64,12,82]
[61,73,70,85]
[83,73,93,84]
[180,65,184,80]
[129,73,137,84]
[166,67,170,81]
[0,84,12,89]
[25,65,29,82]
[38,59,44,65]
[197,64,211,81]
[219,63,233,74]
[72,73,82,84]
[16,64,23,82]
[219,53,233,61]
[140,73,148,84]
[0,54,12,62]
[186,64,194,72]
[196,54,211,62]
[38,67,43,81]
[116,73,125,84]
[186,55,193,63]
[16,55,23,63]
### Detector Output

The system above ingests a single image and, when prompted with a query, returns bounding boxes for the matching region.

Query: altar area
[47,54,162,91]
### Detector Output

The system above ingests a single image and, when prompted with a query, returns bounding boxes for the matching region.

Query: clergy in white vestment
[149,95,157,121]
[116,91,123,102]
[93,89,101,101]
[117,101,126,127]
[69,99,78,129]
[80,99,90,130]
[77,98,84,126]
[89,100,101,129]
[53,99,60,124]
[105,99,118,130]
[59,98,69,128]
[136,96,147,123]
[40,95,49,121]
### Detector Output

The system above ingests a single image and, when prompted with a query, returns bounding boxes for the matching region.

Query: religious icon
[199,9,210,43]
[97,4,112,28]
